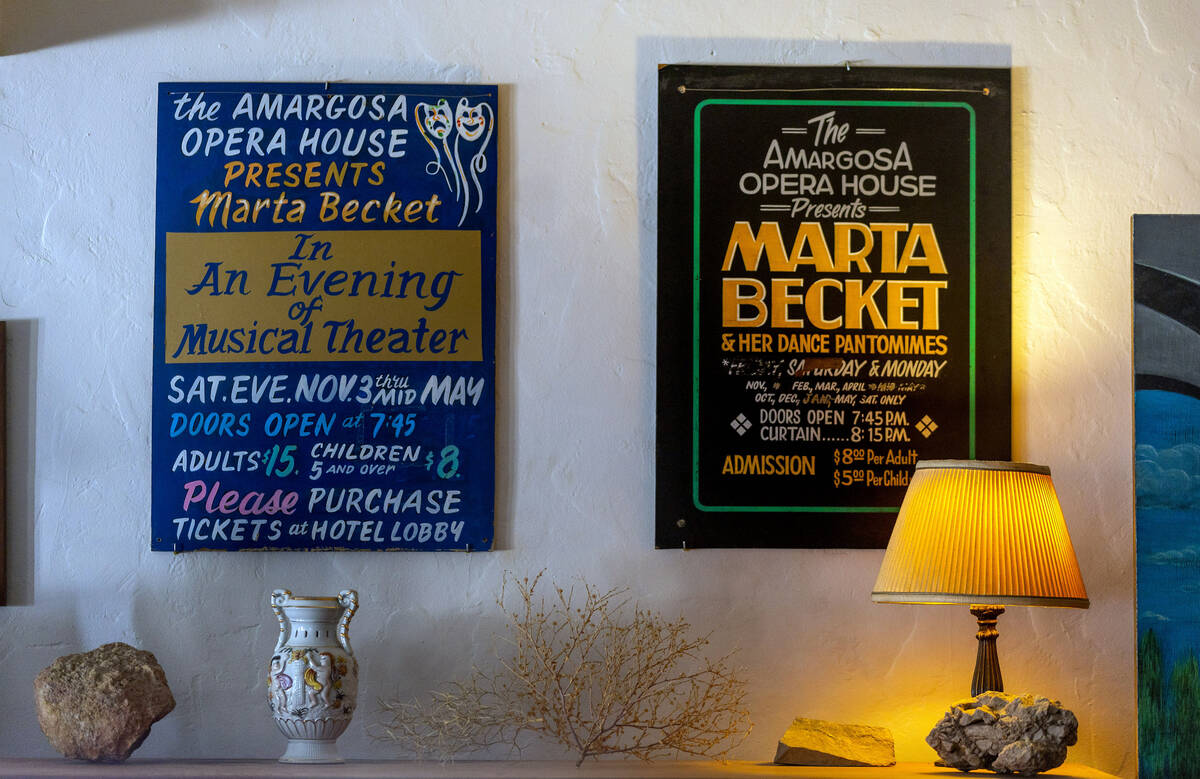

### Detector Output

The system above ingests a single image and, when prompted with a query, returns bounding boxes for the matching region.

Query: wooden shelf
[0,760,1121,778]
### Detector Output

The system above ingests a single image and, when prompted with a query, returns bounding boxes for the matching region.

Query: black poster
[657,66,1011,549]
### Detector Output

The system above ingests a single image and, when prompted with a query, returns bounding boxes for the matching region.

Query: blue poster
[152,82,496,551]
[1134,215,1200,775]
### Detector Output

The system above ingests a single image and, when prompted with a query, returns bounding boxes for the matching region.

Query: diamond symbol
[731,413,752,436]
[916,415,938,438]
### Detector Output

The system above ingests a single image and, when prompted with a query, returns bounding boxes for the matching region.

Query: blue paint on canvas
[1136,389,1200,666]
[1134,214,1200,778]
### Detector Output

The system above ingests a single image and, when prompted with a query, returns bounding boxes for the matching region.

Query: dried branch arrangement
[377,571,752,765]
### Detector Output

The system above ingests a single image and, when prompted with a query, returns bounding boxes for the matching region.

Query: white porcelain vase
[267,588,359,763]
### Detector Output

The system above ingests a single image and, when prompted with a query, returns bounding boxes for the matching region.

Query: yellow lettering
[722,278,768,327]
[722,221,789,272]
[886,281,921,330]
[873,222,906,273]
[845,279,887,329]
[834,222,873,272]
[806,278,842,329]
[788,222,833,272]
[898,223,947,274]
[190,190,232,228]
[770,278,806,328]
[900,281,947,329]
[318,191,340,222]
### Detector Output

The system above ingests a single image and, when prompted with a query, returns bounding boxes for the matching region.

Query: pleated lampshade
[871,460,1089,608]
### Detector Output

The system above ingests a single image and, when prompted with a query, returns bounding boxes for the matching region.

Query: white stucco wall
[1,1,1171,775]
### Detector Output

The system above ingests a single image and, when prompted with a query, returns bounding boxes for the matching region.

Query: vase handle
[271,588,292,655]
[337,589,358,654]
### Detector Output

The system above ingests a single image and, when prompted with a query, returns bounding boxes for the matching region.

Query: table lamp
[871,460,1088,695]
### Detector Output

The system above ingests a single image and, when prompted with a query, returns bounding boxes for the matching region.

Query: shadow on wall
[492,82,517,552]
[0,591,81,757]
[0,0,261,56]
[6,319,36,606]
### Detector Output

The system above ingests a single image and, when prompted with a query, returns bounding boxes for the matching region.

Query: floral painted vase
[267,589,359,763]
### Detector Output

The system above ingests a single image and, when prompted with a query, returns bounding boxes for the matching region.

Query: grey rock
[926,692,1078,776]
[34,642,175,762]
[993,740,1069,776]
[774,716,896,767]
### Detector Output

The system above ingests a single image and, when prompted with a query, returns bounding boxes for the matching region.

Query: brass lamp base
[969,605,1005,696]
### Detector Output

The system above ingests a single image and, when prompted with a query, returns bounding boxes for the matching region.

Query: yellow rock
[773,716,896,767]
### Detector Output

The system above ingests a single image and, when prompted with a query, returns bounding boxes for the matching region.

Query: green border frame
[691,98,977,512]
